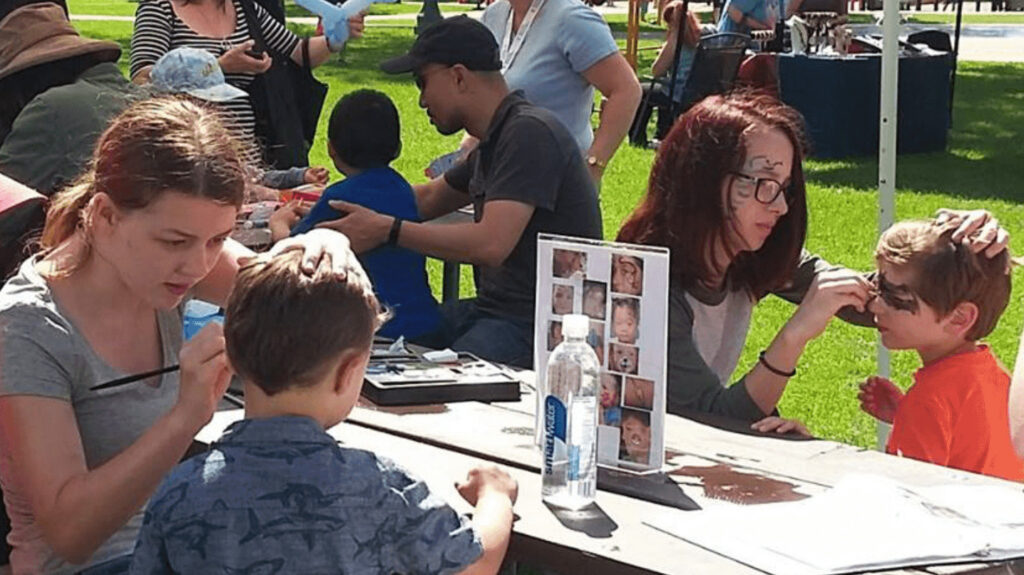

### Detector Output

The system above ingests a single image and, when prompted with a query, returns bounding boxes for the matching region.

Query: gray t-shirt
[0,258,182,574]
[481,0,619,152]
[667,251,874,421]
[445,92,603,324]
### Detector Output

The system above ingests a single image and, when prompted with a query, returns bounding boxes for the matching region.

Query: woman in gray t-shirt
[0,97,352,574]
[616,91,1007,433]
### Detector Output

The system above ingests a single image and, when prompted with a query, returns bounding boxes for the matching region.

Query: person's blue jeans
[413,299,534,368]
[77,554,131,575]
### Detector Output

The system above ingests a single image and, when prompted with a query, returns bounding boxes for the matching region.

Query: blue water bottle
[182,299,223,340]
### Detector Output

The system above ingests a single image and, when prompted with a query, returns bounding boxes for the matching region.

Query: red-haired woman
[618,91,1007,433]
[0,97,353,574]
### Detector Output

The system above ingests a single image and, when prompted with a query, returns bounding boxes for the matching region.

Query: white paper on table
[195,409,245,444]
[643,474,1024,575]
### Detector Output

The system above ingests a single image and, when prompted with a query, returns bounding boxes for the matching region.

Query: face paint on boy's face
[872,273,919,313]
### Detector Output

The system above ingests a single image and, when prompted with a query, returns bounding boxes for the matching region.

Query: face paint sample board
[535,234,670,472]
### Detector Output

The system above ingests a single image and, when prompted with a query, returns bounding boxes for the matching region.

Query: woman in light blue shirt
[479,0,641,184]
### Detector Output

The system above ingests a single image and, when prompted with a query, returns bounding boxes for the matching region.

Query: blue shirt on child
[129,416,483,574]
[291,167,441,339]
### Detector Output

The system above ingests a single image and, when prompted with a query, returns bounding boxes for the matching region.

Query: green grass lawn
[71,19,1024,449]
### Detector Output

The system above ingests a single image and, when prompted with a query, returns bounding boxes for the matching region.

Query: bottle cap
[562,314,589,339]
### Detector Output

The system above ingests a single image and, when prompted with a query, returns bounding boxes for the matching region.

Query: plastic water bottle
[182,299,223,341]
[541,314,600,510]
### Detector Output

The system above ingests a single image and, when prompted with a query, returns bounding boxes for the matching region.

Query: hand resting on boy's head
[935,208,1010,258]
[268,228,358,277]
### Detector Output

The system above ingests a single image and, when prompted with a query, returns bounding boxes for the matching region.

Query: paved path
[70,8,1023,62]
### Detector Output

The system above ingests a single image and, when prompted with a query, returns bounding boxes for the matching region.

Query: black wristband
[387,217,403,247]
[759,350,796,378]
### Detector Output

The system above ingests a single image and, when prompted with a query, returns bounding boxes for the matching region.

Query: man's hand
[313,200,391,253]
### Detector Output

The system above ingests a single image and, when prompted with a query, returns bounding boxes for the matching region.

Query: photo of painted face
[611,297,640,344]
[582,280,607,320]
[587,321,605,365]
[609,343,639,375]
[623,376,655,410]
[599,372,621,408]
[548,320,563,351]
[552,248,586,278]
[611,254,643,295]
[552,284,574,315]
[619,409,651,465]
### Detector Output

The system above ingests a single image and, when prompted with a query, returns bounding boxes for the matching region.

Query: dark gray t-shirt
[0,257,182,573]
[445,92,602,323]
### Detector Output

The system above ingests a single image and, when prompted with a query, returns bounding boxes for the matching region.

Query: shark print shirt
[129,416,483,574]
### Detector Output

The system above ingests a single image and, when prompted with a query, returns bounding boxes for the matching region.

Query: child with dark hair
[290,89,440,339]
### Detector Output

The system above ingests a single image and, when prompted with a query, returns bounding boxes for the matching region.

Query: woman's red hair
[617,91,810,299]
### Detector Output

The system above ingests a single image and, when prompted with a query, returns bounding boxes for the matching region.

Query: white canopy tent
[876,0,898,448]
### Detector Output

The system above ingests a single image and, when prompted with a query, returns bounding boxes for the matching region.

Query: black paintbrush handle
[89,365,181,392]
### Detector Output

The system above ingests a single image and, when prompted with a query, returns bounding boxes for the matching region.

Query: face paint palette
[362,348,521,406]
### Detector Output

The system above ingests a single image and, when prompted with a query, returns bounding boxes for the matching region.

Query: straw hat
[0,2,121,82]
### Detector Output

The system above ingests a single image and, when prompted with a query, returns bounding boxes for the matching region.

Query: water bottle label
[568,445,580,480]
[543,395,567,476]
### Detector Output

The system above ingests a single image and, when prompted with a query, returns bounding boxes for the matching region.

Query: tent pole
[876,0,900,451]
[949,0,964,123]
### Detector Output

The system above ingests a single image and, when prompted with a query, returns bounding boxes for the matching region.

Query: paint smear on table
[670,464,809,505]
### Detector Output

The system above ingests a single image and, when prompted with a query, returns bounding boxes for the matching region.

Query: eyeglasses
[730,172,791,205]
[413,66,450,90]
[870,273,919,313]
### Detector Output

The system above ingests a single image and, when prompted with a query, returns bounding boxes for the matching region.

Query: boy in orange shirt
[859,220,1024,481]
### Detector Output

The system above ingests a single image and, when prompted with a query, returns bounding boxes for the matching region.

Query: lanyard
[500,0,548,74]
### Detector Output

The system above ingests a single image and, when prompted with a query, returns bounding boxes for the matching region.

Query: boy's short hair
[224,249,383,396]
[328,89,401,170]
[876,220,1011,340]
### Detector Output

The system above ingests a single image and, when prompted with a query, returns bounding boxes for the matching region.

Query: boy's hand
[858,376,904,424]
[457,465,518,507]
[751,416,812,437]
[269,200,310,242]
[304,166,330,186]
[175,323,233,430]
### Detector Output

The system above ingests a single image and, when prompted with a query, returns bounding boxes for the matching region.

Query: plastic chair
[630,32,750,147]
[907,29,953,52]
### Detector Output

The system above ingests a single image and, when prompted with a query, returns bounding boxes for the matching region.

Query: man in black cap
[322,15,602,368]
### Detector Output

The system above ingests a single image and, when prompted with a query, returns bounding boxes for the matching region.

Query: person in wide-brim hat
[0,2,135,193]
[0,2,120,82]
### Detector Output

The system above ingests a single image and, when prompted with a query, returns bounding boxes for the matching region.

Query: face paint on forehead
[747,155,784,171]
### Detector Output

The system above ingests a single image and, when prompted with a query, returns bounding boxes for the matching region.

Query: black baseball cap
[379,15,502,74]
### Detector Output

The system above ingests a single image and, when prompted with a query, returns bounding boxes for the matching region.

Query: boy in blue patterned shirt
[129,242,517,574]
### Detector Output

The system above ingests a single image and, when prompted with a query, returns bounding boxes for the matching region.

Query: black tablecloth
[778,52,953,158]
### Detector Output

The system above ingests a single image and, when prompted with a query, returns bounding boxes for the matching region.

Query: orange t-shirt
[887,345,1024,482]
